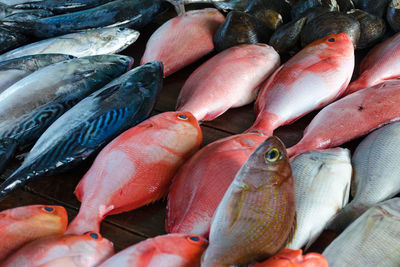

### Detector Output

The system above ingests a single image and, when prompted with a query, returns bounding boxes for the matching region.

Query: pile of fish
[1,0,400,266]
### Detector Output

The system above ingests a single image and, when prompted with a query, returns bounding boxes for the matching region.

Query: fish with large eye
[265,148,280,162]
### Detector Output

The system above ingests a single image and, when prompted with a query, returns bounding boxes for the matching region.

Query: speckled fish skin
[248,33,354,136]
[0,62,162,200]
[346,32,400,95]
[287,79,400,157]
[1,232,114,267]
[328,122,400,232]
[0,27,28,54]
[13,0,114,14]
[202,136,296,267]
[323,198,400,267]
[141,8,225,77]
[0,27,139,62]
[98,234,208,267]
[0,3,52,20]
[253,248,328,267]
[0,205,67,262]
[0,54,74,94]
[176,44,280,121]
[66,111,202,235]
[166,132,266,238]
[287,148,352,250]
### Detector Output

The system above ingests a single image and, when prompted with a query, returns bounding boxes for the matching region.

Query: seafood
[287,148,352,249]
[166,132,266,238]
[269,17,307,53]
[66,111,202,235]
[202,136,296,266]
[13,0,114,13]
[253,249,328,267]
[0,205,67,262]
[353,0,389,17]
[0,62,162,200]
[387,0,400,32]
[287,79,400,157]
[291,0,339,20]
[176,44,280,121]
[141,8,224,77]
[323,198,400,266]
[336,0,354,11]
[0,27,139,61]
[244,0,292,29]
[1,232,114,267]
[0,27,28,54]
[249,33,354,136]
[0,3,52,20]
[0,0,41,4]
[98,234,207,267]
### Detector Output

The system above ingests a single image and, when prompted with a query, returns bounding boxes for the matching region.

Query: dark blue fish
[0,27,28,54]
[0,2,53,20]
[0,61,163,199]
[13,0,114,14]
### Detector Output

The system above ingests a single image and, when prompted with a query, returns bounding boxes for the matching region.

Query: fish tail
[343,79,364,96]
[327,203,367,232]
[245,115,275,136]
[0,166,30,201]
[65,206,105,235]
[0,139,18,174]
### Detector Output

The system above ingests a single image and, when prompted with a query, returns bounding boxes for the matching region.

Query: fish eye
[42,206,55,213]
[265,148,280,162]
[249,130,259,133]
[328,38,335,43]
[86,232,101,240]
[187,235,201,244]
[177,114,188,120]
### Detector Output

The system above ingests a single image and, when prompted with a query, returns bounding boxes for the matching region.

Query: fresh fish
[244,0,292,28]
[98,234,208,267]
[0,205,67,262]
[248,33,354,136]
[353,0,389,17]
[0,27,28,54]
[0,3,52,20]
[1,232,114,267]
[287,148,352,250]
[13,0,114,14]
[202,136,296,266]
[287,79,400,157]
[0,62,162,200]
[323,198,400,266]
[176,44,280,122]
[0,54,74,94]
[291,0,339,20]
[0,0,41,5]
[0,27,139,62]
[346,31,400,95]
[166,132,266,238]
[336,0,354,11]
[66,111,202,235]
[328,122,400,231]
[141,8,224,77]
[252,249,328,267]
[387,0,400,32]
[269,17,307,54]
[0,55,132,177]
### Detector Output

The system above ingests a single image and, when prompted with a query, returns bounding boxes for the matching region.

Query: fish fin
[94,84,122,100]
[304,229,319,251]
[0,165,32,200]
[0,139,18,174]
[226,183,247,231]
[285,212,297,246]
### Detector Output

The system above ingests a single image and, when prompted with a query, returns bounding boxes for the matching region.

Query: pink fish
[176,44,280,121]
[98,234,208,267]
[66,111,202,235]
[166,132,266,238]
[287,79,400,157]
[0,205,67,262]
[253,249,328,267]
[346,32,400,95]
[141,8,225,77]
[248,33,354,136]
[1,232,113,267]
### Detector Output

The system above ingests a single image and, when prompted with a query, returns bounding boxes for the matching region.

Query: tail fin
[245,114,277,136]
[65,205,109,235]
[0,165,32,201]
[327,203,367,233]
[0,139,18,174]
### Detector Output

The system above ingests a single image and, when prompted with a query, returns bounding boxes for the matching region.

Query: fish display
[0,27,139,61]
[66,111,202,235]
[253,249,328,267]
[98,234,208,267]
[387,0,400,32]
[176,44,280,121]
[323,198,400,266]
[0,62,162,200]
[0,3,53,20]
[287,148,352,250]
[0,205,67,262]
[287,79,400,157]
[248,33,354,136]
[141,8,224,77]
[0,27,28,54]
[202,136,296,266]
[269,17,307,54]
[166,132,266,238]
[13,0,114,13]
[1,232,114,267]
[291,0,339,20]
[328,122,400,232]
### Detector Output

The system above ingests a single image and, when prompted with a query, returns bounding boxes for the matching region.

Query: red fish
[166,132,266,238]
[141,8,225,77]
[248,33,354,136]
[66,111,202,235]
[1,232,113,267]
[287,79,400,158]
[346,32,400,95]
[253,249,328,267]
[176,44,280,121]
[0,205,67,262]
[98,234,208,267]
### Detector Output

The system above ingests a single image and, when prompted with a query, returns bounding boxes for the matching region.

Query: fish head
[97,27,140,59]
[78,232,115,255]
[307,32,354,57]
[88,54,134,73]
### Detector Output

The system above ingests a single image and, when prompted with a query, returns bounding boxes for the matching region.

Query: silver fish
[287,148,352,250]
[329,122,400,232]
[323,198,400,267]
[0,27,139,61]
[0,0,41,5]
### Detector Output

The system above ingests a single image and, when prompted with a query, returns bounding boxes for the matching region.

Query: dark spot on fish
[328,38,335,42]
[189,236,200,242]
[44,206,54,212]
[358,105,364,111]
[249,130,259,133]
[146,124,153,128]
[178,114,188,120]
[89,232,99,239]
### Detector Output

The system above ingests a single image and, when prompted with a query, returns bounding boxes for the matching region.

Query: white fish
[287,148,352,250]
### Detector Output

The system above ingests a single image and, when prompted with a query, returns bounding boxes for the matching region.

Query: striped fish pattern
[202,136,296,267]
[0,61,163,199]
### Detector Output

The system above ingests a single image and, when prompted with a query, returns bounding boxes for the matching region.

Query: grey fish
[13,0,114,14]
[0,27,139,62]
[0,27,28,54]
[0,54,74,94]
[3,8,53,21]
[0,0,41,5]
[287,148,352,250]
[0,3,52,20]
[323,198,400,267]
[329,121,400,232]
